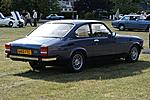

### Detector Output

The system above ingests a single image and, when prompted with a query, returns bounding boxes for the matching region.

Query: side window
[91,24,111,37]
[75,24,90,37]
[122,16,129,20]
[130,16,137,20]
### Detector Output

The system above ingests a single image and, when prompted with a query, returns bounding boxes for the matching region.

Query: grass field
[0,21,150,100]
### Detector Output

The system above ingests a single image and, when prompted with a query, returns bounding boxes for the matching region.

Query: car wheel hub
[131,47,138,60]
[120,26,124,30]
[72,54,83,70]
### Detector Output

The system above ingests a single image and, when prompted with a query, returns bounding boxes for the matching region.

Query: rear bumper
[8,55,57,62]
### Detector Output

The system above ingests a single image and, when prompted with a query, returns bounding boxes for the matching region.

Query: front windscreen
[28,23,74,38]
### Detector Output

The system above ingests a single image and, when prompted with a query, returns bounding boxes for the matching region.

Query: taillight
[40,46,48,57]
[5,43,11,53]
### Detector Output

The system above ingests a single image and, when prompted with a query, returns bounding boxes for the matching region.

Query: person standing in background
[21,10,27,26]
[33,10,37,27]
[25,11,32,26]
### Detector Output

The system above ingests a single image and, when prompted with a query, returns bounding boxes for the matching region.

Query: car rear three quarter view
[5,20,144,72]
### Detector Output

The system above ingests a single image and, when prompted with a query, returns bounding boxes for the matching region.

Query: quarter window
[121,16,129,20]
[75,24,90,37]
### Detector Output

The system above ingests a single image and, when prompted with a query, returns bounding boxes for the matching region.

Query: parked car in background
[11,11,24,27]
[5,20,143,72]
[0,11,24,27]
[112,14,150,31]
[46,14,64,20]
[0,12,14,27]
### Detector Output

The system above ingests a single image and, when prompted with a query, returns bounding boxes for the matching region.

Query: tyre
[18,21,24,27]
[125,45,140,62]
[29,61,46,70]
[119,24,125,31]
[68,52,86,73]
[145,25,150,32]
[8,21,13,27]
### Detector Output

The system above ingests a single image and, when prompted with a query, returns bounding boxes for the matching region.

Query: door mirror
[111,32,116,37]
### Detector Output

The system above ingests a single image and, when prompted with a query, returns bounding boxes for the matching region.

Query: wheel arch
[118,23,125,27]
[129,43,142,53]
[118,23,126,31]
[8,21,14,27]
[70,48,88,58]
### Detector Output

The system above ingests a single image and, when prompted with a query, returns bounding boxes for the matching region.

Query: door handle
[94,39,99,42]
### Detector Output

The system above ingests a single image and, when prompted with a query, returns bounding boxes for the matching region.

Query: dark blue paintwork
[6,20,143,62]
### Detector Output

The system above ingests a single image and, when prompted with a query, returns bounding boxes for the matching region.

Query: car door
[120,16,130,28]
[135,19,149,30]
[90,23,117,56]
[0,18,5,26]
[73,24,98,57]
[127,16,145,29]
[0,18,2,25]
[0,13,5,25]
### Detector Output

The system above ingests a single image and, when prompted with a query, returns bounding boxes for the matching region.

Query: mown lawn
[0,21,150,100]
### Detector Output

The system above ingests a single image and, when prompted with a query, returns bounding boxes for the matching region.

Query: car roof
[124,14,141,17]
[46,20,103,25]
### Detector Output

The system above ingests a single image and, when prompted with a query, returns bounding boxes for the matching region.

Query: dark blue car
[112,15,150,31]
[5,20,143,72]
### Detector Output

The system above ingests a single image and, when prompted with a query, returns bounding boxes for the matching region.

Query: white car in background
[0,12,14,27]
[0,11,24,27]
[46,14,64,20]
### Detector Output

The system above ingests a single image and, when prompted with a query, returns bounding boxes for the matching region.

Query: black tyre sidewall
[119,24,125,31]
[8,21,13,27]
[125,46,140,62]
[68,52,86,73]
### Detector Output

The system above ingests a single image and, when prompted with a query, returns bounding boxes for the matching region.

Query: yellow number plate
[17,49,32,55]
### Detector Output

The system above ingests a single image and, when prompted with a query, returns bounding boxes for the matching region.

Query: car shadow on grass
[14,59,150,83]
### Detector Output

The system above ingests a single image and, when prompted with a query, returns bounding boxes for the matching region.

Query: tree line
[0,0,150,17]
[0,0,60,16]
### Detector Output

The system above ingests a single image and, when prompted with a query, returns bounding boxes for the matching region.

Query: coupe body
[5,20,143,72]
[112,14,150,31]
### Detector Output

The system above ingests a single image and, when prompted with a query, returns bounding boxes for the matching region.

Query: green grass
[0,22,150,100]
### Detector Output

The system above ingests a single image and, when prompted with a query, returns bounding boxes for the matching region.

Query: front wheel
[119,24,125,31]
[125,46,140,62]
[8,21,13,27]
[68,52,86,73]
[29,61,46,70]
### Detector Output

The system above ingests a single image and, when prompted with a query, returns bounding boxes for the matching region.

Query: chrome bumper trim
[9,55,57,61]
[41,58,57,61]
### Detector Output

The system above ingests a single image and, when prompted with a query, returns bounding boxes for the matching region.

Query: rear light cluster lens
[5,43,11,53]
[40,46,48,56]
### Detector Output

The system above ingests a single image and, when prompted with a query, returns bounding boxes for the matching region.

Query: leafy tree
[11,0,60,16]
[0,0,12,15]
[111,0,141,14]
[74,0,113,13]
[50,0,61,14]
[74,0,113,19]
[141,0,150,10]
